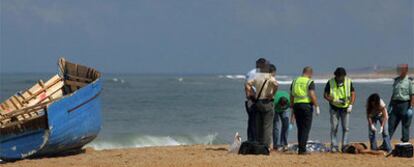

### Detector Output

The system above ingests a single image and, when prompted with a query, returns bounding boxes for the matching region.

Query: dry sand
[2,141,413,167]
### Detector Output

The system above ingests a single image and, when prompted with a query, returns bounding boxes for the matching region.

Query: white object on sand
[228,132,241,153]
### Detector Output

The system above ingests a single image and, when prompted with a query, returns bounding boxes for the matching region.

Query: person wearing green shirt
[387,64,414,143]
[272,90,290,151]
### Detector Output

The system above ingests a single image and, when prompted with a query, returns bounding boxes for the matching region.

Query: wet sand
[2,140,413,167]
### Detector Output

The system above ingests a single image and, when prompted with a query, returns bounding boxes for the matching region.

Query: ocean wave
[218,75,246,80]
[87,133,218,150]
[277,78,393,85]
[219,74,291,80]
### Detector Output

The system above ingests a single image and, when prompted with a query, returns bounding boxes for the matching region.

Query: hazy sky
[1,0,413,74]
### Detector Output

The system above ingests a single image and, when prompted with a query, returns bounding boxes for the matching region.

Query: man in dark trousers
[246,64,278,148]
[244,58,268,141]
[290,67,320,155]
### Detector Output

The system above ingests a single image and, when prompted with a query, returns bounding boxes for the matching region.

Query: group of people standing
[244,58,413,155]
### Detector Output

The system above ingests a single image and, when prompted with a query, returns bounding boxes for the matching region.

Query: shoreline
[3,140,413,167]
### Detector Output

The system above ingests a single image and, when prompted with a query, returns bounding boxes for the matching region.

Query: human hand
[379,126,383,134]
[370,124,377,132]
[408,106,413,116]
[347,105,353,113]
[314,106,320,116]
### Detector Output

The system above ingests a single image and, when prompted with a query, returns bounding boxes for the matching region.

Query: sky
[1,0,413,74]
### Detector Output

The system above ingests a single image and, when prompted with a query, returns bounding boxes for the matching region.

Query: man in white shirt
[244,58,268,141]
[246,64,278,148]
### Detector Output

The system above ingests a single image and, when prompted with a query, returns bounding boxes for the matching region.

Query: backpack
[389,143,413,158]
[238,141,270,155]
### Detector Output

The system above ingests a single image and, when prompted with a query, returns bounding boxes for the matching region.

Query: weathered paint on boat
[0,79,102,160]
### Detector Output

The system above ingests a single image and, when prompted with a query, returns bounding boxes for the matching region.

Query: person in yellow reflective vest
[323,67,356,153]
[290,66,320,155]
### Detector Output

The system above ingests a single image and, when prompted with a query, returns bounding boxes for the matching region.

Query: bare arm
[367,114,374,127]
[410,95,414,108]
[324,92,333,102]
[290,93,295,123]
[350,91,356,105]
[245,81,254,99]
[309,90,319,107]
[381,107,388,128]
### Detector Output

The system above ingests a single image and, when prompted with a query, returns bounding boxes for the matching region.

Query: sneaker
[330,146,339,153]
[378,144,387,151]
[282,146,288,152]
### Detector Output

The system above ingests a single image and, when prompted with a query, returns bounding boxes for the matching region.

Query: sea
[0,73,406,150]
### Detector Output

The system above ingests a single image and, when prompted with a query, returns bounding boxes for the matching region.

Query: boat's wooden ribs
[0,57,101,135]
[0,75,64,128]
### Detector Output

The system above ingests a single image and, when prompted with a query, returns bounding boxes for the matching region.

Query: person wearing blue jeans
[366,93,392,153]
[329,108,350,152]
[272,91,290,150]
[383,64,414,147]
[324,67,356,152]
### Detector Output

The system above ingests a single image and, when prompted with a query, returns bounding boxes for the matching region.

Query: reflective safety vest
[291,76,313,104]
[329,77,352,108]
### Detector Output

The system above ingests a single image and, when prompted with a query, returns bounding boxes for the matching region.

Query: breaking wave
[277,78,393,85]
[87,133,219,150]
[218,75,291,80]
[219,74,393,85]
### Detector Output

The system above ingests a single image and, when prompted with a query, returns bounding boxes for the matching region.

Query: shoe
[378,144,387,151]
[298,151,310,155]
[282,146,288,152]
[330,146,339,153]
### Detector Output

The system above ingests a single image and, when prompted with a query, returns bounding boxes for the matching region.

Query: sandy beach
[2,140,413,167]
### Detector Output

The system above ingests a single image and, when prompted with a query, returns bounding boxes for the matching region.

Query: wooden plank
[65,63,79,91]
[9,97,20,109]
[5,100,15,111]
[16,115,24,121]
[76,65,90,78]
[23,113,30,119]
[1,118,11,124]
[65,80,87,88]
[27,83,42,98]
[20,90,32,105]
[15,95,25,105]
[44,75,61,86]
[29,112,37,117]
[1,98,59,119]
[24,77,62,102]
[36,81,64,104]
[12,96,24,108]
[50,89,63,100]
[66,74,92,82]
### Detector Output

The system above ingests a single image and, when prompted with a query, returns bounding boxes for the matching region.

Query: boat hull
[0,79,102,160]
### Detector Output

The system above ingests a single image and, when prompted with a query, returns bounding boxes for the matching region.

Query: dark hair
[302,66,313,74]
[278,97,289,109]
[269,64,276,73]
[256,58,267,68]
[334,67,347,77]
[366,93,381,116]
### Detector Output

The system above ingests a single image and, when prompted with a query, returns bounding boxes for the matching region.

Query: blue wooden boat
[0,58,102,161]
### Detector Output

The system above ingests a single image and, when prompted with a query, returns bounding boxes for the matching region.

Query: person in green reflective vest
[323,67,356,153]
[290,66,320,155]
